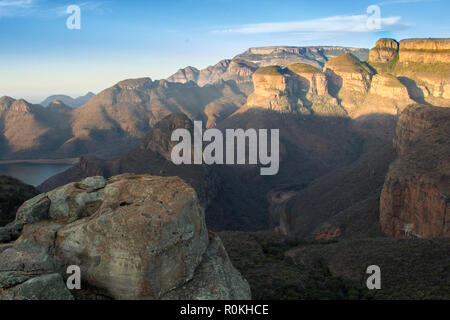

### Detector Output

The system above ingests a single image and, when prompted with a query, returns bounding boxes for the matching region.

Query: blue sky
[0,0,448,102]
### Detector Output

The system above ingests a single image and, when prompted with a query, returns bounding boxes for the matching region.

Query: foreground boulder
[0,174,251,300]
[380,105,450,238]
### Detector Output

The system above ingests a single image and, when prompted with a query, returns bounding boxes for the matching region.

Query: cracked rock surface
[0,174,251,300]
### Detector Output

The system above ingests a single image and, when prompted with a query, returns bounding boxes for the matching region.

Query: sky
[0,0,448,103]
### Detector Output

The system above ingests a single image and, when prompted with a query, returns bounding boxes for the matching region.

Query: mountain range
[0,37,449,300]
[40,92,95,108]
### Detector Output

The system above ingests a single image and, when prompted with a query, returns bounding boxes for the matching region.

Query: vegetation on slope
[287,63,321,74]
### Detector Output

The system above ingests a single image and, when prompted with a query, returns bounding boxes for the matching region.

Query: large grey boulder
[0,174,251,300]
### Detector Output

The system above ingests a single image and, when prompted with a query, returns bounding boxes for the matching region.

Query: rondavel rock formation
[253,38,449,239]
[0,174,251,300]
[244,64,344,115]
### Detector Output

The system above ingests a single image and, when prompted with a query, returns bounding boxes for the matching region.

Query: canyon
[0,37,449,300]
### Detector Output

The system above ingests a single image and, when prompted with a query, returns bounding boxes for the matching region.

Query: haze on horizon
[0,0,448,103]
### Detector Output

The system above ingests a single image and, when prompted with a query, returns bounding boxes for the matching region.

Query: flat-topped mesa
[399,38,450,63]
[368,38,399,64]
[390,38,450,106]
[324,52,374,115]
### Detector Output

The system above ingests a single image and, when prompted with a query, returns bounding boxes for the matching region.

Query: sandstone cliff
[245,66,298,112]
[380,104,450,238]
[287,63,345,116]
[354,73,415,118]
[0,174,251,300]
[324,53,374,115]
[369,38,450,107]
[245,64,345,115]
[368,38,399,64]
[399,38,450,64]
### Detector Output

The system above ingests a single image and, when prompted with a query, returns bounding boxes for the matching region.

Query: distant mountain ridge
[168,45,369,86]
[40,92,95,108]
[0,38,448,161]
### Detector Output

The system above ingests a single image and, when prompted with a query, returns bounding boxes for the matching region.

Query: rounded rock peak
[253,65,285,76]
[375,38,399,50]
[287,63,321,75]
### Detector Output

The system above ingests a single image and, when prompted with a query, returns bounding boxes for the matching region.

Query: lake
[0,163,72,187]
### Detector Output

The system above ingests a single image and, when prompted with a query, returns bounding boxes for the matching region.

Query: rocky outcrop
[287,63,345,116]
[368,38,399,64]
[246,66,297,112]
[0,175,39,227]
[354,73,415,117]
[0,174,251,300]
[380,104,450,238]
[324,53,374,115]
[245,64,344,115]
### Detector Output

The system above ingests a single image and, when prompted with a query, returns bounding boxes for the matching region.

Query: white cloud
[0,0,34,17]
[0,0,33,7]
[211,14,411,34]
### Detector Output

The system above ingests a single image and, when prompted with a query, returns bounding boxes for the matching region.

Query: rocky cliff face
[245,64,344,115]
[287,63,344,116]
[354,73,415,118]
[246,66,297,112]
[368,38,399,64]
[324,53,374,115]
[380,104,450,238]
[0,174,251,300]
[399,38,450,64]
